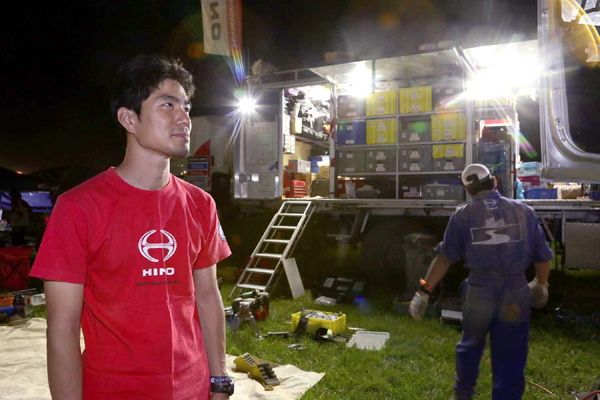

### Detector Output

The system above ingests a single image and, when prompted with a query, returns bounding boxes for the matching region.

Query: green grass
[221,272,600,400]
[6,266,598,399]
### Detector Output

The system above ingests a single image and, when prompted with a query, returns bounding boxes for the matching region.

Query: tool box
[291,310,346,334]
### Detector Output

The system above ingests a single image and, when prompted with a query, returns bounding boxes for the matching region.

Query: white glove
[528,279,549,309]
[409,291,429,320]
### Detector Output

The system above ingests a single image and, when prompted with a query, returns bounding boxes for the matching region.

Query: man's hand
[528,279,549,308]
[409,291,429,320]
[211,393,230,399]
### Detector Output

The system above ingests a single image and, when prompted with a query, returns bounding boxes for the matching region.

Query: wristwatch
[210,375,234,395]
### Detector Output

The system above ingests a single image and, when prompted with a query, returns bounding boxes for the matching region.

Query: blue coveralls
[437,190,553,400]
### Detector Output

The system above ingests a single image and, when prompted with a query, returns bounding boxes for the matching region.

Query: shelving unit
[332,94,471,199]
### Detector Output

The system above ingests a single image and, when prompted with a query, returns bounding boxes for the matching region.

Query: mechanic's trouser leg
[490,285,530,400]
[454,284,495,400]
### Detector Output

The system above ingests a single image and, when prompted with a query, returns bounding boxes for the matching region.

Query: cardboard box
[366,119,398,144]
[398,120,431,143]
[336,121,367,145]
[423,184,464,201]
[337,95,366,118]
[366,90,397,116]
[288,159,311,173]
[337,150,365,173]
[433,85,464,111]
[433,157,466,172]
[365,148,396,172]
[399,86,432,114]
[399,158,433,172]
[317,166,330,179]
[431,113,466,141]
[433,144,465,159]
[398,145,433,161]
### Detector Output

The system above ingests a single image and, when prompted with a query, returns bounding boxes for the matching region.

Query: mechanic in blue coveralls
[409,163,553,400]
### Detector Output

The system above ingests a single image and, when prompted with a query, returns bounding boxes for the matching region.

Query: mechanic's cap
[461,163,492,186]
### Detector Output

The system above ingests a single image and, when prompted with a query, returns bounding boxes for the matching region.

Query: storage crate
[433,85,464,111]
[398,145,432,161]
[337,95,366,118]
[517,161,542,177]
[337,150,365,173]
[310,178,329,197]
[433,157,465,172]
[291,310,346,334]
[336,121,366,145]
[399,86,432,114]
[478,142,508,172]
[399,158,433,172]
[398,120,431,143]
[366,90,397,116]
[423,184,464,201]
[431,113,466,141]
[365,148,396,172]
[433,144,465,159]
[399,177,425,199]
[366,119,398,144]
[524,188,557,199]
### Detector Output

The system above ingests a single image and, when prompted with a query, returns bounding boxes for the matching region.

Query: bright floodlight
[347,66,373,98]
[238,96,256,114]
[466,52,540,100]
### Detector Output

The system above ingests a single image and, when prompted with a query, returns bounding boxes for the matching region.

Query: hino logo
[138,229,177,262]
[142,267,175,277]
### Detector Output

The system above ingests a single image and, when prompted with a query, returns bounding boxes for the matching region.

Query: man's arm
[421,253,453,292]
[193,265,227,376]
[409,253,453,320]
[534,260,551,286]
[45,280,84,400]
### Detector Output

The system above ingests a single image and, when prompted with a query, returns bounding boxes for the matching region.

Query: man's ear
[117,107,139,133]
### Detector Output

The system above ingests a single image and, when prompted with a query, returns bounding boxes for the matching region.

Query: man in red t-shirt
[30,56,233,400]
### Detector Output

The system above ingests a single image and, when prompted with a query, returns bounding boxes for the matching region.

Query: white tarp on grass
[0,318,324,400]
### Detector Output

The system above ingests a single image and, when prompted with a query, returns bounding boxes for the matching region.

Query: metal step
[229,199,315,299]
[264,239,290,244]
[247,268,276,275]
[237,283,267,291]
[256,252,283,259]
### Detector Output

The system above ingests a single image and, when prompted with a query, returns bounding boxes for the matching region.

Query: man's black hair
[9,189,22,199]
[465,174,495,196]
[110,55,195,127]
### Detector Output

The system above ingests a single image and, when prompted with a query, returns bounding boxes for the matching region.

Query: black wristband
[210,376,234,395]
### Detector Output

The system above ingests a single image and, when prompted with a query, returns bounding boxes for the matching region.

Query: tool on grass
[233,353,280,391]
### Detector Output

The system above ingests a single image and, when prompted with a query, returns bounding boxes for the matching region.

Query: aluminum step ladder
[229,200,315,299]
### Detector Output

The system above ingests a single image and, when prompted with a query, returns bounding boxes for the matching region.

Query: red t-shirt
[30,168,231,400]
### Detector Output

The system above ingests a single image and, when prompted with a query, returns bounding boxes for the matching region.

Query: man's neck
[115,151,171,191]
[473,189,495,200]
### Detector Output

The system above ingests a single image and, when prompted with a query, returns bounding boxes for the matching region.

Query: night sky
[2,0,538,175]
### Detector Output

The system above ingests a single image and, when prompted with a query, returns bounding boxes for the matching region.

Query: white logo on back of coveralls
[138,230,177,262]
[470,217,523,245]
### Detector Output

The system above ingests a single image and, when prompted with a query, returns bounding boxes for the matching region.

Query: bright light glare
[347,67,372,98]
[238,97,256,114]
[466,55,540,100]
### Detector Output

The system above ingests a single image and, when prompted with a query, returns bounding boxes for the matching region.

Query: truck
[174,0,600,299]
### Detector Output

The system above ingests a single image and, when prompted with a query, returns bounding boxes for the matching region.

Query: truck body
[175,0,600,283]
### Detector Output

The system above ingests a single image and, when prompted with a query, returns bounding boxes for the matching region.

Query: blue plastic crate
[524,188,557,199]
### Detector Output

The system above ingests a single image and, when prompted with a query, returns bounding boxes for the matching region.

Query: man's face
[131,78,192,158]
